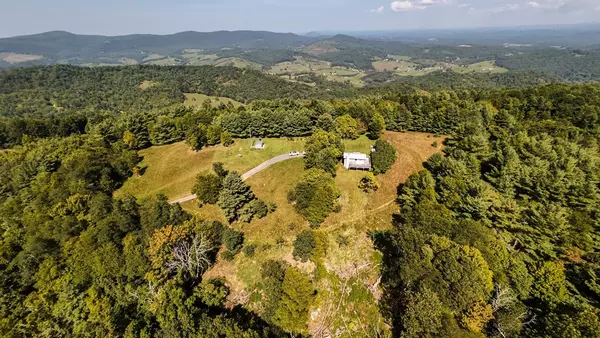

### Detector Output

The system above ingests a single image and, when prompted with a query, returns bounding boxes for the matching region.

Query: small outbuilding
[343,152,371,171]
[254,139,265,149]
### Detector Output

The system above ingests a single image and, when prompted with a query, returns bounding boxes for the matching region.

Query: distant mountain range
[2,27,600,85]
[2,24,600,68]
[0,30,316,67]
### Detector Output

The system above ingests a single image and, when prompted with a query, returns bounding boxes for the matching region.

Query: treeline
[2,66,600,150]
[375,87,600,337]
[364,70,560,91]
[0,64,353,115]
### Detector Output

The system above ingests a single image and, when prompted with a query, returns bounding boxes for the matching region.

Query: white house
[343,152,371,171]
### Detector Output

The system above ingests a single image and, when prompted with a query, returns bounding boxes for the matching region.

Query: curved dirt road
[169,153,304,204]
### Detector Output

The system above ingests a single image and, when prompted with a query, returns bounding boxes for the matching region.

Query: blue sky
[1,0,599,37]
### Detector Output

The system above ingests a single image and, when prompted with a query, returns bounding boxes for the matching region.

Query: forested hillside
[3,29,600,86]
[1,60,600,337]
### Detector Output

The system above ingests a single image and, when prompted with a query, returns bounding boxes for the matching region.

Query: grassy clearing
[373,59,419,72]
[388,54,413,61]
[116,137,306,201]
[374,55,506,77]
[0,52,43,64]
[145,57,181,66]
[119,58,138,65]
[139,80,159,89]
[269,57,366,87]
[116,142,216,200]
[183,93,244,108]
[180,53,219,66]
[142,54,165,62]
[373,58,446,76]
[214,57,263,71]
[117,131,445,334]
[302,41,339,56]
[452,60,508,74]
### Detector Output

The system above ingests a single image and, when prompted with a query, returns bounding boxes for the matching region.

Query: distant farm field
[214,57,263,70]
[452,60,508,74]
[269,57,366,86]
[0,52,43,64]
[373,55,507,77]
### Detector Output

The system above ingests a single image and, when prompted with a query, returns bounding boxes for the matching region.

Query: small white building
[343,152,371,171]
[254,139,265,149]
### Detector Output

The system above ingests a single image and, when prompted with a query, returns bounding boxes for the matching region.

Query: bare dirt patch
[0,52,43,64]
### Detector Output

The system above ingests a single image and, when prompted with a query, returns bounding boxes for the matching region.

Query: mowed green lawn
[115,137,307,201]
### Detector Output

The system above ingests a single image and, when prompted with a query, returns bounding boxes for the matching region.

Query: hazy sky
[1,0,599,37]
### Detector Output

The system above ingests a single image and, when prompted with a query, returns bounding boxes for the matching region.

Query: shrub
[238,199,270,223]
[193,173,222,205]
[221,131,234,147]
[372,140,397,175]
[293,230,316,262]
[221,227,244,253]
[432,140,439,148]
[221,251,235,261]
[336,234,349,248]
[213,162,229,178]
[276,236,286,248]
[197,278,229,307]
[249,199,269,219]
[244,244,256,257]
[359,173,380,193]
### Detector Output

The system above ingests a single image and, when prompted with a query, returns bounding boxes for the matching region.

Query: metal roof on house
[343,152,369,160]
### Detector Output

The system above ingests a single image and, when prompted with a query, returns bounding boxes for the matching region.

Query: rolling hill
[0,30,314,66]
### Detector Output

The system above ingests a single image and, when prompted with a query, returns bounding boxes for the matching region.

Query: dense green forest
[1,63,600,337]
[0,65,571,149]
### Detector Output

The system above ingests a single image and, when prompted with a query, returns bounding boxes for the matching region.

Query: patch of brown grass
[0,52,43,64]
[139,80,159,89]
[323,131,446,230]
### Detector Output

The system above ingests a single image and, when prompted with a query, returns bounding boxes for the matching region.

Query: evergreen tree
[217,172,256,222]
